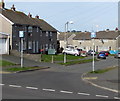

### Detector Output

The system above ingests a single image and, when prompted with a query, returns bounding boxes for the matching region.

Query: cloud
[5,0,119,2]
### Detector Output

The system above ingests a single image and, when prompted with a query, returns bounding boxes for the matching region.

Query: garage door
[0,39,7,54]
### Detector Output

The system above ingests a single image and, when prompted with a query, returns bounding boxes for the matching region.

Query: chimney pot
[11,4,16,11]
[0,0,5,9]
[35,15,39,19]
[28,12,32,18]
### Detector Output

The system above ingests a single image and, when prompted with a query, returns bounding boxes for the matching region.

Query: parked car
[100,51,109,56]
[87,50,96,55]
[80,51,87,57]
[114,52,120,58]
[97,52,106,59]
[62,49,80,56]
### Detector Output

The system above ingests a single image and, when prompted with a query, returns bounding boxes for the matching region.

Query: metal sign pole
[92,38,95,72]
[21,38,23,68]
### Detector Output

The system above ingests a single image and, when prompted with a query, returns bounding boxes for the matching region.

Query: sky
[4,0,118,32]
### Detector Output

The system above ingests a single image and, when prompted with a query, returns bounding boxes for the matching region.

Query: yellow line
[0,71,11,74]
[83,77,98,80]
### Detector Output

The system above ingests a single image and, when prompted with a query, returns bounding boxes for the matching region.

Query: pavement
[1,54,119,94]
[82,66,119,93]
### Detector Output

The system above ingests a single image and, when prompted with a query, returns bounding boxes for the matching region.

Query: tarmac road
[1,55,119,99]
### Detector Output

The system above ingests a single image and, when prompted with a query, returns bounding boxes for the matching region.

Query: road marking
[83,77,98,80]
[60,90,73,94]
[42,88,55,92]
[96,95,108,98]
[114,97,120,99]
[26,86,38,90]
[78,92,90,96]
[0,83,5,86]
[9,85,21,88]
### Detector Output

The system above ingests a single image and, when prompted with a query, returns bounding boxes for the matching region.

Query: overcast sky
[4,0,119,32]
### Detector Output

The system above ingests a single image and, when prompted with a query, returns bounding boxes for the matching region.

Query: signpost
[91,32,96,72]
[19,31,24,68]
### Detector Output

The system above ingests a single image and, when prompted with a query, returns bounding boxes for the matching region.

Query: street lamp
[64,21,73,63]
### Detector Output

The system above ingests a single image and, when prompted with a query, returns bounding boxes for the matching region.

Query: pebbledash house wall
[59,38,117,52]
[0,13,12,48]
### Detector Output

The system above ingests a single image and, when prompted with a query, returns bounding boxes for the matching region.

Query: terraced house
[0,1,57,54]
[58,29,120,52]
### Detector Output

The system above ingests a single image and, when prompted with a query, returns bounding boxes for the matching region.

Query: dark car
[97,52,106,59]
[100,51,109,56]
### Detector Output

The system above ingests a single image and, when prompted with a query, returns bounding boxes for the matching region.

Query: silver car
[114,52,120,58]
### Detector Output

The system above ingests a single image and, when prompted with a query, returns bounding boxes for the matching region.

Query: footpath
[82,67,119,93]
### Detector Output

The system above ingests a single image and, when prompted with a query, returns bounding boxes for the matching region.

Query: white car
[62,49,80,56]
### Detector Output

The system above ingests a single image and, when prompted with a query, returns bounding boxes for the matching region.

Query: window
[50,32,52,36]
[28,41,32,49]
[37,27,39,32]
[28,26,32,32]
[46,31,49,37]
[24,26,27,32]
[23,42,26,50]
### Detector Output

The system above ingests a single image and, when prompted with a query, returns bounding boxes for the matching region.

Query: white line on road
[0,83,5,86]
[9,85,21,88]
[114,97,120,99]
[78,92,90,96]
[42,88,55,92]
[60,90,73,94]
[96,95,108,98]
[26,86,38,90]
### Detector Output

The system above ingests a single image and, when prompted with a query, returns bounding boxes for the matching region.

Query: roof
[0,8,57,31]
[58,31,119,40]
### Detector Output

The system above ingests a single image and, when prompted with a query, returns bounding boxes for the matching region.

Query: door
[0,39,7,54]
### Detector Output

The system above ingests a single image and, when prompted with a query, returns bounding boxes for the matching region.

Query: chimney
[11,4,16,11]
[105,29,109,32]
[115,27,118,32]
[35,15,39,19]
[28,12,32,18]
[0,0,5,9]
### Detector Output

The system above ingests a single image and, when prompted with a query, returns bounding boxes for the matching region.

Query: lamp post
[64,21,73,63]
[91,31,96,72]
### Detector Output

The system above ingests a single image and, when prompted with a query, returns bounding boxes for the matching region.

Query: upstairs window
[46,31,49,37]
[28,26,32,32]
[37,27,39,32]
[50,32,52,36]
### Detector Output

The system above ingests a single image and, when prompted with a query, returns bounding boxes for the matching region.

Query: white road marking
[26,86,38,90]
[114,97,120,99]
[9,85,21,88]
[0,83,5,86]
[78,92,90,96]
[96,95,108,98]
[60,90,73,94]
[42,88,55,92]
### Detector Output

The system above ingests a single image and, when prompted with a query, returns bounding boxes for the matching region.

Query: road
[1,56,119,99]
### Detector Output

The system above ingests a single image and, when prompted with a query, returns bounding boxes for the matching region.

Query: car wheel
[75,54,78,56]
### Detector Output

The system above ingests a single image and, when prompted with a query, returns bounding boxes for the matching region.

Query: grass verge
[89,66,117,74]
[59,58,98,66]
[6,66,45,72]
[41,54,85,62]
[0,60,15,67]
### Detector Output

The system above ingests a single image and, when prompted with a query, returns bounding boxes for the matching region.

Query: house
[0,1,57,54]
[0,32,9,54]
[58,30,120,52]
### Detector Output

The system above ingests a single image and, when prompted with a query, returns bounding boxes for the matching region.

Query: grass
[89,66,117,74]
[59,58,98,66]
[0,60,15,67]
[41,54,85,62]
[6,66,44,72]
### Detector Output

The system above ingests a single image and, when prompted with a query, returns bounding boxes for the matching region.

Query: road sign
[91,32,96,38]
[19,31,24,38]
